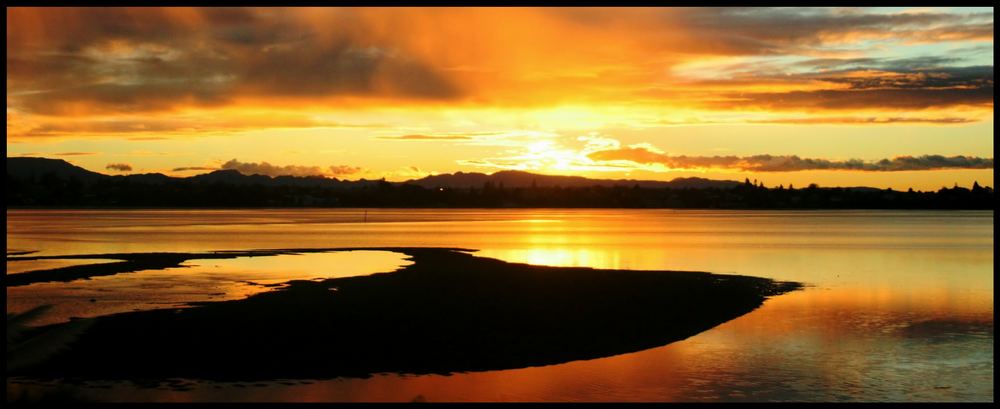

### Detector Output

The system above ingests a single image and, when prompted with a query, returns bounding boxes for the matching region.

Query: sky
[6,7,994,190]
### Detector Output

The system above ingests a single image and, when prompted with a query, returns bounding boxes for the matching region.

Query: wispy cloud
[171,166,218,172]
[749,117,979,125]
[588,148,994,172]
[220,159,362,177]
[8,112,381,140]
[711,87,992,111]
[328,165,363,175]
[105,163,133,172]
[459,134,994,174]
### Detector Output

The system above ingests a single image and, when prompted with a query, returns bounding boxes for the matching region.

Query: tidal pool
[6,250,412,326]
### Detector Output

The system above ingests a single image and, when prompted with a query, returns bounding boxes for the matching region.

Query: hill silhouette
[408,170,740,189]
[5,157,105,183]
[5,157,994,209]
[6,158,738,189]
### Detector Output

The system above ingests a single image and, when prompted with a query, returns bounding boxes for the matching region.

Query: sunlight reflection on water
[6,258,120,275]
[5,209,993,402]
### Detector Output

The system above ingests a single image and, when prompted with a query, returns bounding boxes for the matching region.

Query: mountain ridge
[6,157,742,189]
[406,170,742,189]
[6,157,993,209]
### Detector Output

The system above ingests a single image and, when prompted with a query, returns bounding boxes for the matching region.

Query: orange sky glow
[6,7,994,190]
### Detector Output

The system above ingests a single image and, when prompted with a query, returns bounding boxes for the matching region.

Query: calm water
[5,209,994,402]
[7,251,412,326]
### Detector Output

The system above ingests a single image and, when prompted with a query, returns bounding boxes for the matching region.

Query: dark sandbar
[10,248,800,380]
[5,247,470,286]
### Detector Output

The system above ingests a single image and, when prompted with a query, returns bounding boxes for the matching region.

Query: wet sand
[9,248,800,381]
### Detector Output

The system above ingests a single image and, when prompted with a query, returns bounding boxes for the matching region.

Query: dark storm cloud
[816,66,993,91]
[550,8,992,56]
[236,43,459,99]
[5,7,993,120]
[686,56,993,111]
[6,8,462,115]
[672,8,993,54]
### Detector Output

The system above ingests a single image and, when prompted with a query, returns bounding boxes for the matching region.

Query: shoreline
[9,247,801,381]
[7,205,997,211]
[5,247,473,287]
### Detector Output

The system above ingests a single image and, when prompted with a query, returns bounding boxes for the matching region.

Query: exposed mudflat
[9,247,800,381]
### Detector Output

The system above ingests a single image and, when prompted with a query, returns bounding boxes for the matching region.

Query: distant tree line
[6,172,994,209]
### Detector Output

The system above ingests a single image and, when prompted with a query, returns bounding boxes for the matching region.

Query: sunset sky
[6,7,994,190]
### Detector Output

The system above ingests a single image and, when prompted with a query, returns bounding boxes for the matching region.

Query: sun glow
[5,7,994,190]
